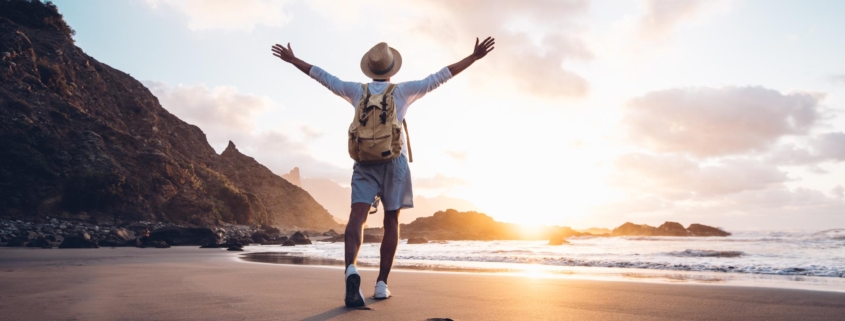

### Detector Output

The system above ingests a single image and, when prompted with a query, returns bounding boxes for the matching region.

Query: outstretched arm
[447,37,495,77]
[395,36,495,106]
[272,42,361,105]
[272,43,312,75]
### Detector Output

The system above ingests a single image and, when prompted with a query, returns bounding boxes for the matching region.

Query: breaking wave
[665,249,744,258]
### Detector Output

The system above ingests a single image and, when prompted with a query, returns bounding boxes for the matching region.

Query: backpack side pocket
[348,122,360,162]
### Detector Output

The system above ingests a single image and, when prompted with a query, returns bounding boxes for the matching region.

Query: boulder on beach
[97,229,135,247]
[112,228,136,243]
[98,235,128,247]
[149,227,219,246]
[687,224,731,237]
[407,237,428,244]
[363,234,382,243]
[260,225,281,235]
[290,231,312,245]
[27,236,53,248]
[322,234,345,243]
[59,234,99,249]
[223,237,252,247]
[304,230,323,237]
[227,245,244,251]
[6,237,29,247]
[282,240,296,246]
[251,231,272,244]
[139,239,170,249]
[323,229,339,237]
[154,241,171,248]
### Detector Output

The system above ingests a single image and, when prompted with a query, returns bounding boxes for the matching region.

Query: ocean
[240,229,845,292]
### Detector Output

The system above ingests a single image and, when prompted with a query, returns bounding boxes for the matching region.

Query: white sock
[346,264,358,278]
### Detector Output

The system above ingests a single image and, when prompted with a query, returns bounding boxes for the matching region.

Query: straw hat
[360,42,402,79]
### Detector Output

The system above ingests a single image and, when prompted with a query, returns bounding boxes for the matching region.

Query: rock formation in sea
[399,209,584,241]
[611,222,730,237]
[0,1,339,230]
[686,223,731,237]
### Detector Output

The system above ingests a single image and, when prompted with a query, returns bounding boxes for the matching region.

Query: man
[271,37,494,307]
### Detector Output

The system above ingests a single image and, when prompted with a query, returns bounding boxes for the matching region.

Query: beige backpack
[348,83,413,164]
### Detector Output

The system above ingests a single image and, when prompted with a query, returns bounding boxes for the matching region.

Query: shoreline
[238,251,845,294]
[2,247,845,320]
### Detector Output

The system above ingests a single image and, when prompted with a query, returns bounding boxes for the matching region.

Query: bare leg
[377,209,400,283]
[345,203,371,268]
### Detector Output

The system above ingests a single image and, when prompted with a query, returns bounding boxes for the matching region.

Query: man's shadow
[300,298,386,321]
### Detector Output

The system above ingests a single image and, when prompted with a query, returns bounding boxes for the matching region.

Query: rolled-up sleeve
[396,67,453,106]
[309,66,362,105]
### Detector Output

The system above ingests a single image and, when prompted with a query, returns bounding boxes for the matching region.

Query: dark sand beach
[1,247,844,321]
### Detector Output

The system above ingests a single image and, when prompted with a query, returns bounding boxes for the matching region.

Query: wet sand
[1,247,844,320]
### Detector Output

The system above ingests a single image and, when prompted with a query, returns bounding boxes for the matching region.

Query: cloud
[833,185,844,198]
[637,0,732,40]
[299,125,323,140]
[303,0,592,98]
[145,0,291,31]
[247,131,349,181]
[445,150,468,161]
[724,186,843,213]
[829,74,845,84]
[768,132,845,165]
[623,86,825,157]
[144,81,272,145]
[639,0,707,39]
[414,174,469,190]
[591,196,673,216]
[670,187,843,229]
[145,80,349,182]
[611,153,789,199]
[401,0,593,98]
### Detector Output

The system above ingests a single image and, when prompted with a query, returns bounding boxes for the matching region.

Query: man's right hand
[271,43,313,75]
[448,36,495,76]
[471,37,495,61]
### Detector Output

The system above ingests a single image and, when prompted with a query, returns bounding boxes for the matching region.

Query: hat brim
[360,47,402,79]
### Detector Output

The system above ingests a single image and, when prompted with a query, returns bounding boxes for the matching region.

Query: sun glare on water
[520,264,551,279]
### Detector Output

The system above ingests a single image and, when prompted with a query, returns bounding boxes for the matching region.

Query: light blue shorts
[351,154,414,213]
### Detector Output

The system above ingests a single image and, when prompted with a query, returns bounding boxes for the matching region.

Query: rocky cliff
[0,1,339,230]
[281,167,301,187]
[218,143,339,229]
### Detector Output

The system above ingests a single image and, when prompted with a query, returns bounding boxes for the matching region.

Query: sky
[51,0,845,230]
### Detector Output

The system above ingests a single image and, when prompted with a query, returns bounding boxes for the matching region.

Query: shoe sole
[373,295,391,300]
[345,274,365,307]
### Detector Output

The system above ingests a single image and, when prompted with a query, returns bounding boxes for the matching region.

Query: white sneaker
[374,280,391,299]
[344,265,366,307]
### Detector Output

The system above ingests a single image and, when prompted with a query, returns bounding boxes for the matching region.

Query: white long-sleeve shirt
[309,66,453,158]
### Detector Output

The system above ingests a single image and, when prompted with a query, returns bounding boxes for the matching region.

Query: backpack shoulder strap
[358,83,371,109]
[385,83,397,94]
[403,119,413,163]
